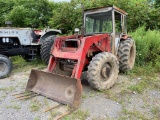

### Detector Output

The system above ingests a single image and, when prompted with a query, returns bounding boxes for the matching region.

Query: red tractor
[25,6,136,109]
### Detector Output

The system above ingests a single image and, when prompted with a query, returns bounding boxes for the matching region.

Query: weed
[50,110,60,118]
[120,108,149,120]
[130,27,160,71]
[6,105,21,109]
[43,98,49,106]
[1,94,7,98]
[8,86,16,92]
[63,109,90,120]
[125,65,159,93]
[34,116,40,120]
[89,93,95,97]
[127,75,159,93]
[11,56,46,73]
[151,106,159,115]
[0,87,8,91]
[82,94,87,98]
[0,86,16,92]
[30,99,41,112]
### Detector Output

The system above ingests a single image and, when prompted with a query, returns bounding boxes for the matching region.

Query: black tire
[118,38,136,72]
[87,52,119,90]
[40,35,55,64]
[0,55,12,79]
[81,71,88,81]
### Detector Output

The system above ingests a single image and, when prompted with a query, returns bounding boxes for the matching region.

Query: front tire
[40,35,55,64]
[0,55,12,79]
[118,38,136,72]
[87,52,119,90]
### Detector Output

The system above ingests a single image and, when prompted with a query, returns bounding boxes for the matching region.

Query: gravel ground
[0,69,159,120]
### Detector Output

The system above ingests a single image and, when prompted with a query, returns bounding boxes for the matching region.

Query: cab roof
[84,5,128,15]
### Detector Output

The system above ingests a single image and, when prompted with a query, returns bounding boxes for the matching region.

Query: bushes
[130,26,160,72]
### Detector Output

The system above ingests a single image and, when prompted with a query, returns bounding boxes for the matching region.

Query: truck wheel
[40,35,55,64]
[0,55,12,79]
[87,52,119,90]
[118,39,136,72]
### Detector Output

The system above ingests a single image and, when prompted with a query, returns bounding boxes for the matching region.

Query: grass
[49,110,61,119]
[6,104,21,109]
[10,56,46,73]
[0,87,8,91]
[34,116,40,120]
[124,65,160,93]
[29,99,41,112]
[151,106,159,116]
[119,108,150,120]
[0,86,16,92]
[63,109,90,120]
[43,98,49,106]
[82,94,87,98]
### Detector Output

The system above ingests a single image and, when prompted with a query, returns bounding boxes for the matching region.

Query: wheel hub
[101,63,111,79]
[0,62,6,72]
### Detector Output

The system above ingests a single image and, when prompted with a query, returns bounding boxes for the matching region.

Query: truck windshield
[85,11,112,34]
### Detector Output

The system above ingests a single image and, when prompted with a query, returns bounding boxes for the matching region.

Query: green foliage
[48,1,82,34]
[10,56,46,73]
[47,0,160,32]
[0,0,160,31]
[0,0,15,26]
[1,0,53,28]
[5,5,29,27]
[130,26,160,72]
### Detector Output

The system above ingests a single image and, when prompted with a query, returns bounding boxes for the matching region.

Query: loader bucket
[26,69,82,109]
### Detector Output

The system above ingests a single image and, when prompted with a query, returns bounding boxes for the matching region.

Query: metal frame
[48,34,110,79]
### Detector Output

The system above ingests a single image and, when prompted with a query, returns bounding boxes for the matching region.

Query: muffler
[26,69,82,109]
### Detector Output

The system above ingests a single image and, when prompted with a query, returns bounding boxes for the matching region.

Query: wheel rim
[0,62,7,73]
[101,63,111,80]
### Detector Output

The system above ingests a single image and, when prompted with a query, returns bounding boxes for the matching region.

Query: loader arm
[48,34,110,79]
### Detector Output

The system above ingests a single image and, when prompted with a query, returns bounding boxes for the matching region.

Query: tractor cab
[83,6,128,55]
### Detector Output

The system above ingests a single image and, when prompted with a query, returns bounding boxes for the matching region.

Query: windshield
[85,11,112,34]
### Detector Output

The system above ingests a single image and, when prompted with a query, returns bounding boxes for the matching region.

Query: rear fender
[39,30,61,44]
[120,34,131,40]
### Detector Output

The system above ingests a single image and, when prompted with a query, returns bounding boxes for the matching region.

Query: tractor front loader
[22,6,136,111]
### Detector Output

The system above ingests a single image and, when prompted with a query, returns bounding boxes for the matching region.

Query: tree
[5,6,28,27]
[48,0,154,32]
[48,1,82,34]
[4,0,53,28]
[0,0,15,26]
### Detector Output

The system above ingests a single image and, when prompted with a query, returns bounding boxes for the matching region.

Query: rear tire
[87,52,119,90]
[118,38,136,72]
[40,35,55,64]
[0,55,12,79]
